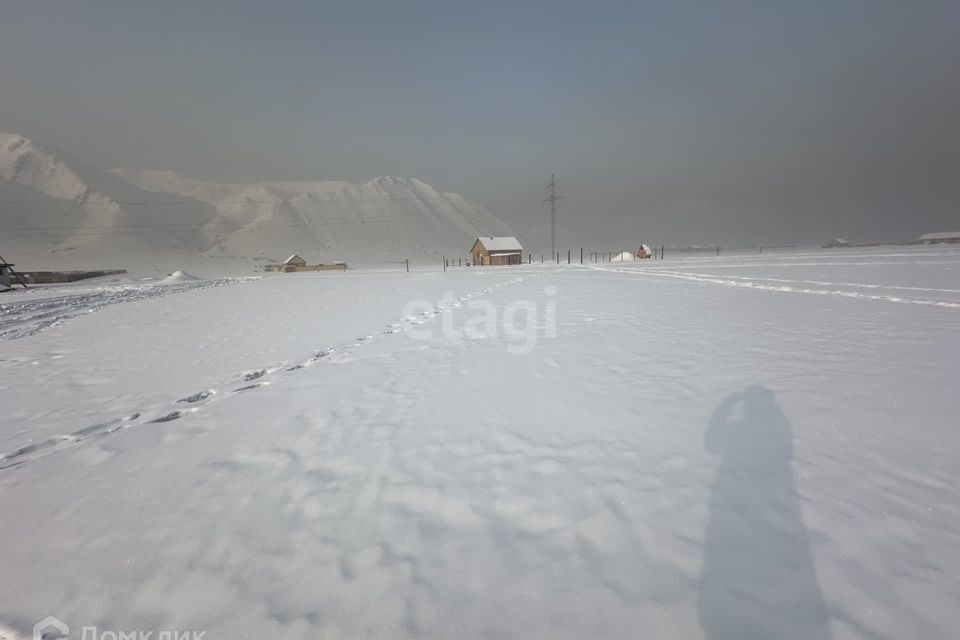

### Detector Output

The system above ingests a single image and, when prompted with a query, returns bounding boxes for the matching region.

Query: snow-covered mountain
[111,169,516,263]
[1,132,516,270]
[1,133,217,269]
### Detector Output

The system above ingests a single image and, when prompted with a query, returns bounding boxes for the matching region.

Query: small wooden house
[281,254,308,271]
[636,245,653,259]
[471,237,523,266]
[264,254,347,272]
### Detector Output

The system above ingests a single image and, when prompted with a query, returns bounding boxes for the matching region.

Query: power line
[7,211,439,231]
[4,209,492,238]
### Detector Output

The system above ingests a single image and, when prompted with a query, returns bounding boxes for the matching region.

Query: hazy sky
[2,0,959,247]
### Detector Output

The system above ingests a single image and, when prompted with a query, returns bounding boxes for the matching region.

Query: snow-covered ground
[0,274,251,341]
[1,247,958,639]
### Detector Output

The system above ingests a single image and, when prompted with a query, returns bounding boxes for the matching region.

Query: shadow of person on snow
[699,385,832,640]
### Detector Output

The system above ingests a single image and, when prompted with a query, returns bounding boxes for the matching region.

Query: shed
[471,237,523,266]
[283,254,308,266]
[918,231,960,245]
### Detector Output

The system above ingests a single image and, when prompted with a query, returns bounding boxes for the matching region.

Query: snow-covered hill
[0,131,517,271]
[0,133,218,269]
[111,169,515,264]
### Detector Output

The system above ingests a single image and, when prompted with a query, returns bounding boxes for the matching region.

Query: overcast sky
[2,0,958,247]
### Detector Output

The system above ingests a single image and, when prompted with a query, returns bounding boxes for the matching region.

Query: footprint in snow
[244,369,267,382]
[71,418,125,438]
[3,438,63,460]
[178,390,213,403]
[1,415,139,468]
[150,411,182,423]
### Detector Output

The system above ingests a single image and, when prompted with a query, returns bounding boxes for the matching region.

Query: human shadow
[699,386,832,640]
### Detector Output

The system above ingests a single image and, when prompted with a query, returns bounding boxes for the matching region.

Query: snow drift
[159,270,201,283]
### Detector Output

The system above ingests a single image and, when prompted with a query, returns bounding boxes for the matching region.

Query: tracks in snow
[0,278,257,341]
[586,265,960,309]
[0,274,541,471]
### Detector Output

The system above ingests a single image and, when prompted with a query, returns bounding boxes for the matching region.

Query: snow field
[0,247,958,639]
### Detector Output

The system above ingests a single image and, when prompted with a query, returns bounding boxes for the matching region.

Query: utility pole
[543,174,562,259]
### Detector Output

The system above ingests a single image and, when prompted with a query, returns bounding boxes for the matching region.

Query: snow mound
[160,270,201,284]
[611,251,636,262]
[0,625,23,640]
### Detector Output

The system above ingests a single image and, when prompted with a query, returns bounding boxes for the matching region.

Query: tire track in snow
[648,270,960,295]
[0,278,258,341]
[585,265,960,309]
[0,273,546,471]
[642,260,960,270]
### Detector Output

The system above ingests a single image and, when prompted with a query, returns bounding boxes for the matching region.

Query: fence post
[443,255,447,271]
[580,248,583,264]
[406,259,409,272]
[567,250,571,264]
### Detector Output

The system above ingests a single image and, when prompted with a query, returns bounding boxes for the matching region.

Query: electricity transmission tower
[543,174,563,257]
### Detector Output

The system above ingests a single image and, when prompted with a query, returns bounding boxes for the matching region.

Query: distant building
[636,244,653,259]
[918,231,960,245]
[471,237,523,265]
[263,254,347,272]
[823,238,851,248]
